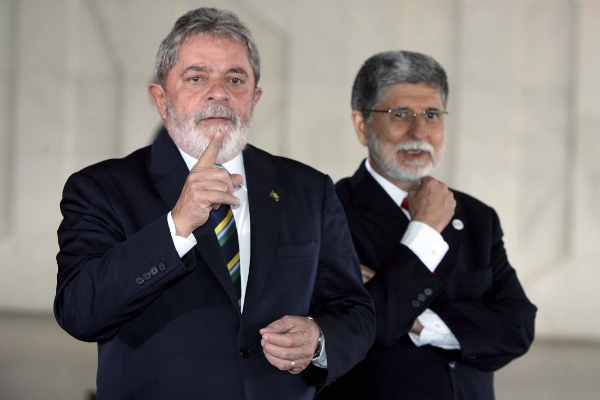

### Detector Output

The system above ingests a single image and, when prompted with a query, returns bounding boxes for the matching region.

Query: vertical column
[451,0,520,242]
[0,0,72,309]
[575,0,600,255]
[0,0,130,310]
[0,0,18,239]
[513,0,572,271]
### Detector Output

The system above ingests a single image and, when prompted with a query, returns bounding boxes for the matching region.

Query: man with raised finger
[317,51,537,400]
[54,8,374,400]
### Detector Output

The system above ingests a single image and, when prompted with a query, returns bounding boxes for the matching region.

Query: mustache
[395,141,434,156]
[193,103,239,126]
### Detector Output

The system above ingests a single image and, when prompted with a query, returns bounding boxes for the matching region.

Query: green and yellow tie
[210,204,241,306]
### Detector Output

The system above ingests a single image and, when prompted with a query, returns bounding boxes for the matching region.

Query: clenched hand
[260,316,321,374]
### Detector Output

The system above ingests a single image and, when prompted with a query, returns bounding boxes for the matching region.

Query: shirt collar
[364,158,407,207]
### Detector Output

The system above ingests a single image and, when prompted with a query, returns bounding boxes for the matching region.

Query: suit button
[150,266,159,275]
[135,277,145,285]
[424,288,433,296]
[158,263,166,271]
[412,300,420,308]
[143,272,152,280]
[240,347,251,359]
[449,361,457,369]
[418,294,426,302]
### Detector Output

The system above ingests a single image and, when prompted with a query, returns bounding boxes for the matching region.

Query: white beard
[166,99,253,164]
[367,132,444,183]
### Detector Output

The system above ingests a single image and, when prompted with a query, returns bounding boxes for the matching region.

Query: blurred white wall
[0,0,599,341]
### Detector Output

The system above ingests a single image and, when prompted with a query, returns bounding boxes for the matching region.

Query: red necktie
[401,197,409,212]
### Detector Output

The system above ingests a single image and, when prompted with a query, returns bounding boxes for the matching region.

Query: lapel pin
[452,219,464,230]
[269,190,280,202]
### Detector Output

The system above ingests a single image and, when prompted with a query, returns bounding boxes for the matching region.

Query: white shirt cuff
[167,212,196,258]
[401,221,449,273]
[408,308,461,350]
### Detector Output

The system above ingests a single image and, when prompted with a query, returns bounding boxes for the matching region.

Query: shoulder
[334,162,373,209]
[65,145,151,191]
[244,144,329,184]
[334,177,353,203]
[451,189,495,214]
[450,188,502,233]
[81,145,150,175]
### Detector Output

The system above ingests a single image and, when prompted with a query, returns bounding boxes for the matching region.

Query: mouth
[199,116,233,124]
[400,149,429,158]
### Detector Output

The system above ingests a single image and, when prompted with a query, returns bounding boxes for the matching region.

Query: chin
[388,161,434,183]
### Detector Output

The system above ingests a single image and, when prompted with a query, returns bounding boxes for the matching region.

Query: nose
[407,114,428,140]
[205,81,228,103]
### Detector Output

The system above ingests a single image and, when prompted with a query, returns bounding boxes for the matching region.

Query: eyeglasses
[362,108,449,130]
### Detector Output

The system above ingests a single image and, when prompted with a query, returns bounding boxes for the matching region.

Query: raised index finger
[194,130,224,170]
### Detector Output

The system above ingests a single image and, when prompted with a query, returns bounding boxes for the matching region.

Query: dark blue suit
[55,132,375,399]
[318,161,536,400]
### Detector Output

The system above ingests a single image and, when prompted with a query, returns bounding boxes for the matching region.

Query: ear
[148,83,168,121]
[253,87,263,106]
[351,110,368,147]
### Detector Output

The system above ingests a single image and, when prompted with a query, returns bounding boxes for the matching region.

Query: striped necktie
[210,204,241,306]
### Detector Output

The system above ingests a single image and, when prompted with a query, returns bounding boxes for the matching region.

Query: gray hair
[155,7,261,88]
[351,51,448,121]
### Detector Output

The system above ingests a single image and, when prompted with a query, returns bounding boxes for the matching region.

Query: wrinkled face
[355,82,446,188]
[149,34,262,162]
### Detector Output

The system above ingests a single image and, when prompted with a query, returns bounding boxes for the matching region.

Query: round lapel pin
[452,219,464,230]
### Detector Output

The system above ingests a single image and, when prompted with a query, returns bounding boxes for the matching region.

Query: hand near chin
[407,176,456,233]
[171,131,243,237]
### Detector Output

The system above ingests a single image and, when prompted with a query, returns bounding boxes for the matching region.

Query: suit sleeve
[363,242,444,347]
[432,210,537,371]
[54,171,196,342]
[364,206,535,372]
[304,176,376,386]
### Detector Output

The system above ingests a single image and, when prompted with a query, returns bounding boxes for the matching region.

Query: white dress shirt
[166,147,328,366]
[365,159,460,350]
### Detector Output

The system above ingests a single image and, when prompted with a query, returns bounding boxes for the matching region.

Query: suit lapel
[437,197,464,280]
[150,129,189,210]
[241,145,284,312]
[350,161,409,244]
[192,223,242,311]
[150,130,241,311]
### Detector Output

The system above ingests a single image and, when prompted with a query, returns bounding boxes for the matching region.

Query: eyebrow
[390,106,443,111]
[181,65,249,77]
[182,65,211,75]
[227,67,248,77]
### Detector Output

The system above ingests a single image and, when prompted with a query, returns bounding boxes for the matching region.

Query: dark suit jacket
[318,161,536,400]
[54,132,375,400]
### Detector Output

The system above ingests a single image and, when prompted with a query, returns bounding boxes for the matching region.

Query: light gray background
[1,0,599,345]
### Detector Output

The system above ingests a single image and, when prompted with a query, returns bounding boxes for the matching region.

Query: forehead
[172,34,254,77]
[379,82,444,108]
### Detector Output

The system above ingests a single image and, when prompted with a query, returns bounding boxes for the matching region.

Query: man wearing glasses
[317,51,536,399]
